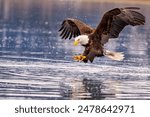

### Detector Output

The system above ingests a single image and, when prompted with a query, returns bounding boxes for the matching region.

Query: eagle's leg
[73,54,86,61]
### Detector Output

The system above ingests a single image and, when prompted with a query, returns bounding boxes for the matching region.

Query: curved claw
[73,55,86,61]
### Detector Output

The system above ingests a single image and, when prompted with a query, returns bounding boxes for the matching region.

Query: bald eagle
[59,7,145,63]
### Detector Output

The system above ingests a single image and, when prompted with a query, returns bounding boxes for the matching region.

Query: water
[0,0,150,100]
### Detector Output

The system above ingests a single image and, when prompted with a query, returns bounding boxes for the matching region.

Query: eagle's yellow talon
[80,55,86,60]
[73,55,86,61]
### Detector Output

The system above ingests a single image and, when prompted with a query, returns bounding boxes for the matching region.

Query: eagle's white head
[74,35,89,46]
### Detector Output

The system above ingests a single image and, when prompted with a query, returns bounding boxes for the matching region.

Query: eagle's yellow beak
[74,40,79,46]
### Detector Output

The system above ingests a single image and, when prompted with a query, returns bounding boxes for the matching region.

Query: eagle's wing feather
[94,7,145,44]
[59,18,94,39]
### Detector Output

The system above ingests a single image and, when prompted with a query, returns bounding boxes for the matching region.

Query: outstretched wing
[94,7,145,44]
[59,18,94,39]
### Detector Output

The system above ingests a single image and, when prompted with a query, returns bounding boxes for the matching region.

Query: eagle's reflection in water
[63,78,115,100]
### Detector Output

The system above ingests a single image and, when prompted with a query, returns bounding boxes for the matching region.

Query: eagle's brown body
[59,7,145,63]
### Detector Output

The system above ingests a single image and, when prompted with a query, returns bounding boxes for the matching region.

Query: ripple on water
[0,58,150,100]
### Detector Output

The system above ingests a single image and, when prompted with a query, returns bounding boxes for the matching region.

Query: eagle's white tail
[104,50,124,61]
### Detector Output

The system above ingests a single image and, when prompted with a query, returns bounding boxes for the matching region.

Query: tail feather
[104,50,124,61]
